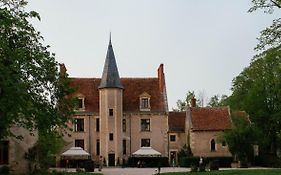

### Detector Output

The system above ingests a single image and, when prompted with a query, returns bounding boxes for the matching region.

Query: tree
[249,0,281,50]
[208,94,228,107]
[0,0,74,168]
[222,112,256,163]
[173,91,197,111]
[227,45,281,156]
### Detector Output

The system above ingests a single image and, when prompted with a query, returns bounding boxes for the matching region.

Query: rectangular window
[123,139,126,155]
[75,97,85,110]
[122,119,126,132]
[96,139,100,155]
[78,98,83,108]
[75,139,84,149]
[96,118,100,132]
[141,119,150,131]
[141,139,150,147]
[109,109,113,116]
[0,141,9,165]
[170,135,176,142]
[141,98,149,108]
[74,118,84,132]
[109,133,114,141]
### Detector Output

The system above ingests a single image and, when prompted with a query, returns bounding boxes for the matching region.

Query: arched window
[211,139,216,152]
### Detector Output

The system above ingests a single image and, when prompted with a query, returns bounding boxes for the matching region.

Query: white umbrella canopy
[132,147,161,157]
[61,147,90,160]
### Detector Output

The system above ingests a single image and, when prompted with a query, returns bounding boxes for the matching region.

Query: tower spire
[109,32,111,44]
[99,35,123,89]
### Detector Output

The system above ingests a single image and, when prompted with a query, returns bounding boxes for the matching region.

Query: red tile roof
[69,77,167,113]
[168,112,186,132]
[70,78,100,113]
[190,107,232,131]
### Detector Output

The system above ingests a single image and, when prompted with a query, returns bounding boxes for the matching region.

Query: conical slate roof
[99,38,123,89]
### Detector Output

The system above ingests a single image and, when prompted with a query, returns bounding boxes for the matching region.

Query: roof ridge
[121,77,158,79]
[70,77,99,79]
[191,106,229,109]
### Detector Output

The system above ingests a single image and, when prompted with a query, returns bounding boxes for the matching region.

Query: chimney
[157,64,164,92]
[191,96,196,107]
[59,63,67,77]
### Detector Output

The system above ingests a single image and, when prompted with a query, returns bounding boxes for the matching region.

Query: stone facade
[62,39,169,166]
[1,127,37,174]
[190,131,231,157]
[186,106,232,157]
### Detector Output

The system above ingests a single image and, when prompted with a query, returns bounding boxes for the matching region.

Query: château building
[1,38,234,174]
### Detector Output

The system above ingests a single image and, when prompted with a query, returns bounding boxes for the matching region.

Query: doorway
[108,154,115,166]
[170,151,177,166]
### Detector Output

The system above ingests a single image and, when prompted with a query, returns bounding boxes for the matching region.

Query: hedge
[127,156,169,167]
[179,156,233,168]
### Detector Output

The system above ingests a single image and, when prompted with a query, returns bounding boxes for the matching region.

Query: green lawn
[30,172,102,175]
[162,169,281,175]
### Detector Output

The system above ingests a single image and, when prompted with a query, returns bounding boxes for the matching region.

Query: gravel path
[99,167,190,175]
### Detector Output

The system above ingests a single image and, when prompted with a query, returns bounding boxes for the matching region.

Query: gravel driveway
[99,167,190,175]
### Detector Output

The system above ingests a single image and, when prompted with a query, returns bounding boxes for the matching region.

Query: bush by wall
[254,155,281,167]
[127,157,169,167]
[179,156,233,168]
[0,166,10,175]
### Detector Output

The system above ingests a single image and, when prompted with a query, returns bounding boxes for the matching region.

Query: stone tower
[98,37,123,166]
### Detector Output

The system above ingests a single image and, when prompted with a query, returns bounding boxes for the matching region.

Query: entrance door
[170,151,177,166]
[108,154,115,166]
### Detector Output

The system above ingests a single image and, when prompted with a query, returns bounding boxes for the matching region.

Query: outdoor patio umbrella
[132,147,161,157]
[61,147,90,160]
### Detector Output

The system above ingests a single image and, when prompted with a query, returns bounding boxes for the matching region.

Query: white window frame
[139,92,151,111]
[140,119,151,132]
[170,134,176,142]
[74,118,84,132]
[75,96,85,111]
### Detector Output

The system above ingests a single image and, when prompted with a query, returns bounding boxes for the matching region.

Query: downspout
[167,131,170,164]
[89,115,92,157]
[129,114,132,156]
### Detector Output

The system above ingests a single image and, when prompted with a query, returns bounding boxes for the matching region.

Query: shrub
[190,164,198,172]
[83,160,95,172]
[199,165,206,172]
[0,166,10,174]
[209,160,219,171]
[205,156,233,167]
[178,157,199,167]
[254,155,281,167]
[127,157,169,167]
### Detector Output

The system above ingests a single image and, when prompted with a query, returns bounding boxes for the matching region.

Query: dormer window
[78,98,84,109]
[75,95,85,111]
[139,92,151,111]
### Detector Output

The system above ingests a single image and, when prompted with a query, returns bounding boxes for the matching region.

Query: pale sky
[27,0,280,109]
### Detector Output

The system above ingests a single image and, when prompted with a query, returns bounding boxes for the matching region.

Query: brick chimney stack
[191,96,196,107]
[158,64,164,92]
[59,63,67,77]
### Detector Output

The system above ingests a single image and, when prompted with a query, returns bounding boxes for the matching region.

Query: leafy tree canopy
[0,0,74,139]
[249,0,281,50]
[173,91,200,111]
[207,94,228,107]
[222,111,256,162]
[227,45,281,155]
